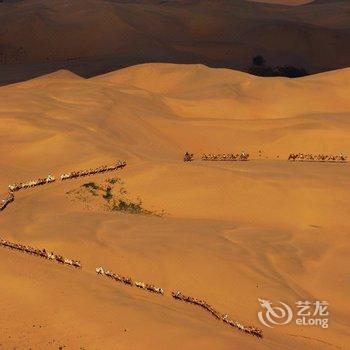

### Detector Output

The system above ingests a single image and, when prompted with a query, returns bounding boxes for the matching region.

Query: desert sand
[0,63,349,349]
[1,0,350,85]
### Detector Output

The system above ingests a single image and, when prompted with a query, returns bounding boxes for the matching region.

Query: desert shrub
[103,186,113,201]
[82,182,100,190]
[71,180,163,216]
[111,199,153,215]
[106,177,120,184]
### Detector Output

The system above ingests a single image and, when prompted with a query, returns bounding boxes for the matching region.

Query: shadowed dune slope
[0,0,350,85]
[249,0,312,4]
[0,64,349,349]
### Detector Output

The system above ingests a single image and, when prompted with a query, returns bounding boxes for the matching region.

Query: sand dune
[0,0,350,85]
[0,64,349,349]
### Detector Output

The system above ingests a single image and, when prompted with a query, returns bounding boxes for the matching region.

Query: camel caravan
[288,153,347,162]
[0,237,82,268]
[0,191,14,211]
[60,161,126,181]
[94,267,262,339]
[172,291,263,339]
[201,152,249,161]
[0,161,127,213]
[1,242,262,340]
[96,266,133,286]
[95,266,164,295]
[0,158,265,341]
[185,151,348,163]
[184,152,250,162]
[9,174,55,192]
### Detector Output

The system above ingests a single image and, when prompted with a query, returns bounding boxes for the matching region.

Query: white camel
[135,281,146,289]
[96,266,105,275]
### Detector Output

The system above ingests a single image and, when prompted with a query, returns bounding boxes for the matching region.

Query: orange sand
[0,63,349,349]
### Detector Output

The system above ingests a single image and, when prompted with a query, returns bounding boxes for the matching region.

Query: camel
[122,276,133,285]
[135,281,146,289]
[222,314,230,323]
[145,284,164,295]
[64,258,73,265]
[72,261,81,268]
[48,252,56,260]
[184,152,194,162]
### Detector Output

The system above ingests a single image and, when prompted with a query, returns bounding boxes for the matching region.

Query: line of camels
[0,237,82,268]
[0,160,263,340]
[96,266,164,294]
[0,161,127,212]
[0,236,263,339]
[96,266,262,338]
[288,153,347,162]
[184,152,250,162]
[184,152,348,163]
[201,153,250,161]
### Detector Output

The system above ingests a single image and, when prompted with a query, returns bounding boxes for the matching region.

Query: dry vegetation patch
[67,178,164,216]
